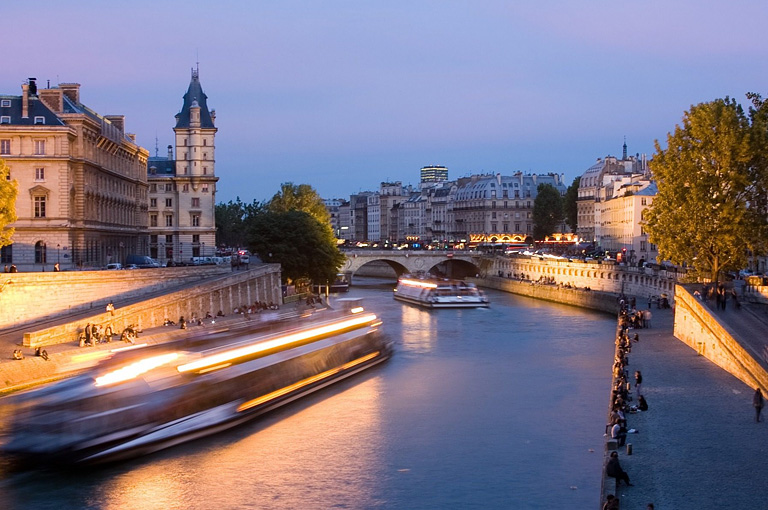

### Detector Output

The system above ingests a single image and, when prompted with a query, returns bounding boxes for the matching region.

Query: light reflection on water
[0,278,616,510]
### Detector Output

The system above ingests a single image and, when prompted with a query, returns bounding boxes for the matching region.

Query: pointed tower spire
[622,136,628,160]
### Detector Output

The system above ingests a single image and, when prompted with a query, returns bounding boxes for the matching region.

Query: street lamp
[57,244,60,266]
[202,242,205,258]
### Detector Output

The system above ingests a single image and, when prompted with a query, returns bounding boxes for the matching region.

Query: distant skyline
[4,1,767,203]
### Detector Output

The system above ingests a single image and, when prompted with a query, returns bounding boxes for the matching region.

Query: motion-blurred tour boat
[0,301,390,465]
[393,274,490,309]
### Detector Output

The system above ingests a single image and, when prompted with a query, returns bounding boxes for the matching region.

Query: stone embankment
[0,265,232,330]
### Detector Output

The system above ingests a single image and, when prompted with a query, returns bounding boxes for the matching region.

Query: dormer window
[0,116,10,124]
[0,100,10,107]
[34,116,45,125]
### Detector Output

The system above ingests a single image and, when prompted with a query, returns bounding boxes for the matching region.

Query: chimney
[167,145,173,160]
[59,83,80,104]
[126,133,136,142]
[210,109,216,124]
[38,89,63,113]
[21,83,29,118]
[105,115,125,133]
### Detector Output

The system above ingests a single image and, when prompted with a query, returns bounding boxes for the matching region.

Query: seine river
[0,278,616,510]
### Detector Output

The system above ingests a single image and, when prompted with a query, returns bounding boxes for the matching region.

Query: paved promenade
[609,303,768,509]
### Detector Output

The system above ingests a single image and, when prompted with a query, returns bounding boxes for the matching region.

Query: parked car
[106,263,123,270]
[125,255,161,268]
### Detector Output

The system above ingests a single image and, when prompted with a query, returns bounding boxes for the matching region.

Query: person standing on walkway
[754,388,764,423]
[635,370,643,397]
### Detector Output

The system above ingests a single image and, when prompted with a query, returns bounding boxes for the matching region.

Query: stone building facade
[147,69,218,264]
[0,78,149,271]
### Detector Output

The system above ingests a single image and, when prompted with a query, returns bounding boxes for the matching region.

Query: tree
[643,97,768,282]
[247,210,344,284]
[0,158,17,248]
[215,198,265,249]
[563,176,580,234]
[267,182,330,225]
[532,183,563,241]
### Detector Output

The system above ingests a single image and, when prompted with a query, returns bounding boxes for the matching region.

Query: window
[203,139,207,146]
[33,196,46,218]
[192,214,200,227]
[150,198,157,207]
[191,197,200,207]
[0,116,9,124]
[0,139,9,154]
[0,99,10,107]
[165,235,173,243]
[203,166,208,175]
[165,215,174,227]
[182,184,189,192]
[202,184,209,193]
[641,198,647,206]
[515,223,520,231]
[35,168,44,181]
[150,184,157,193]
[192,234,200,243]
[34,241,46,264]
[165,198,172,207]
[34,116,45,125]
[150,214,158,227]
[640,241,647,251]
[34,140,45,155]
[150,235,158,243]
[0,244,12,264]
[165,183,173,192]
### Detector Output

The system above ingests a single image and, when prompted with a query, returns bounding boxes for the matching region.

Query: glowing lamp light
[177,313,378,374]
[94,352,180,387]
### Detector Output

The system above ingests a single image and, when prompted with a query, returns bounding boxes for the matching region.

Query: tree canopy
[563,176,580,234]
[0,158,17,248]
[215,197,263,249]
[268,182,330,225]
[644,97,768,282]
[247,210,344,284]
[532,183,563,240]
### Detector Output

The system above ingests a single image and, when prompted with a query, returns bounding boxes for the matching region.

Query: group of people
[604,303,652,503]
[3,265,18,273]
[79,322,116,346]
[697,282,740,310]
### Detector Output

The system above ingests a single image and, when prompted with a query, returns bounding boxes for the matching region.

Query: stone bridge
[341,250,485,279]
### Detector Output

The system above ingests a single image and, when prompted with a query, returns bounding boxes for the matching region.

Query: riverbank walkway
[608,299,768,509]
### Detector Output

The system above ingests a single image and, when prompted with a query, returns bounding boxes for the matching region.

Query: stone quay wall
[673,284,768,393]
[0,265,232,330]
[474,276,620,314]
[488,255,679,303]
[23,264,283,348]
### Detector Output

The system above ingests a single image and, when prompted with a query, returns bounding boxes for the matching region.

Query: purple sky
[4,1,767,203]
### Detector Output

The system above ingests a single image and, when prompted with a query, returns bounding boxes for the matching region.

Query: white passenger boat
[393,275,490,309]
[0,301,391,465]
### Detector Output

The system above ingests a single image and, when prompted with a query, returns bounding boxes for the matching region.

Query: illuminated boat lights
[176,313,378,374]
[236,351,381,413]
[94,352,180,387]
[399,278,438,289]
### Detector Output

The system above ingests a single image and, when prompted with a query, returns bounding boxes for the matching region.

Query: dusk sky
[4,1,767,203]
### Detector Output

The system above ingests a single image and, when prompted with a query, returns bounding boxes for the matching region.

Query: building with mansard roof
[0,78,149,270]
[147,69,218,264]
[576,141,649,243]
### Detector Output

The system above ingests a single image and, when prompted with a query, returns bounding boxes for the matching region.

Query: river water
[0,278,617,510]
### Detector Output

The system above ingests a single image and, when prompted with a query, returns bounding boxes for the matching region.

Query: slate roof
[0,95,65,126]
[174,69,215,129]
[147,156,177,177]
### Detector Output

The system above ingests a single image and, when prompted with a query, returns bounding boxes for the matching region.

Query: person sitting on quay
[638,395,649,411]
[602,494,620,510]
[35,347,49,360]
[12,349,24,360]
[754,388,764,423]
[611,421,627,447]
[179,316,187,330]
[606,451,633,486]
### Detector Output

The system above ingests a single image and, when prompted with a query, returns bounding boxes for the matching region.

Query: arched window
[35,241,46,264]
